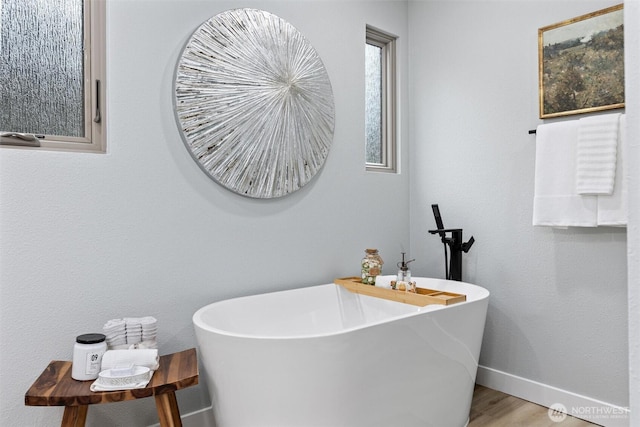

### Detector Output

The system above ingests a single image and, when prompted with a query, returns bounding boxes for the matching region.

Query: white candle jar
[72,333,107,381]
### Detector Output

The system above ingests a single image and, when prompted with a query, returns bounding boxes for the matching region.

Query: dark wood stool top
[25,348,198,427]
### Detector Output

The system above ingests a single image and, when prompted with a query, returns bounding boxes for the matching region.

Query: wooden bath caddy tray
[334,277,466,307]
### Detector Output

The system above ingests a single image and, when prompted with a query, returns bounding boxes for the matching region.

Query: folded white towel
[100,349,160,371]
[125,318,142,344]
[138,316,157,325]
[112,339,158,350]
[533,121,597,227]
[576,113,621,195]
[103,318,126,332]
[597,114,627,226]
[90,378,152,392]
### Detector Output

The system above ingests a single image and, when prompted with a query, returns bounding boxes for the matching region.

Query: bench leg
[61,405,88,427]
[155,392,182,427]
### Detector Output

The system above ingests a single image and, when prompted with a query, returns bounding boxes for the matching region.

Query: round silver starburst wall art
[174,9,335,198]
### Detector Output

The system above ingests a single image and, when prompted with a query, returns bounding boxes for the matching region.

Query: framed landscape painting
[538,4,624,118]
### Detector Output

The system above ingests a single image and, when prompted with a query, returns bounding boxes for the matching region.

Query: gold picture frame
[538,4,624,119]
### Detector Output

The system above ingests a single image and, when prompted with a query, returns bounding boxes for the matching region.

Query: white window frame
[365,25,397,173]
[0,0,106,152]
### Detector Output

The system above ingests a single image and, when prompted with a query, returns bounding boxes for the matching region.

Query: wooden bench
[25,348,198,427]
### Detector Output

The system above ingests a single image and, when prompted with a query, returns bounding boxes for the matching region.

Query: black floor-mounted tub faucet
[428,204,475,281]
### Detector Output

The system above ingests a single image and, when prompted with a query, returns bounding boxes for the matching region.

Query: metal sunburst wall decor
[174,9,335,198]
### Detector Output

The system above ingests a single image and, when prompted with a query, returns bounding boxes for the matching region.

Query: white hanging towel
[533,121,597,227]
[576,113,621,195]
[597,114,627,226]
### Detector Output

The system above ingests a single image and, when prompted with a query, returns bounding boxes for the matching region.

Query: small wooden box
[334,277,466,307]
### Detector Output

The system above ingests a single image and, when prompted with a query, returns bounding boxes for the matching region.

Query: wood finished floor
[469,385,598,427]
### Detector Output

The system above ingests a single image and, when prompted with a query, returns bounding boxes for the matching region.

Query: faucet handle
[462,236,475,253]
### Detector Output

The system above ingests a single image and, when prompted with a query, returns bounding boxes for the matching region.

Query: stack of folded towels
[102,316,157,350]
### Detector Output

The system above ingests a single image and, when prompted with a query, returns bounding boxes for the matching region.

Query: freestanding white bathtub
[193,276,489,427]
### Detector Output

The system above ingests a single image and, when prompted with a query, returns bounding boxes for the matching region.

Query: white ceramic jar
[72,333,107,381]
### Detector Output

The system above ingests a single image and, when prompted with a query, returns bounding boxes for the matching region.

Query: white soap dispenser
[396,252,415,292]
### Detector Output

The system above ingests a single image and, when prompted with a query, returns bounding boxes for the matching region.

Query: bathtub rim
[193,276,489,340]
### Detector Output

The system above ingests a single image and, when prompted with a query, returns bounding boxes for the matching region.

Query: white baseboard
[476,365,629,427]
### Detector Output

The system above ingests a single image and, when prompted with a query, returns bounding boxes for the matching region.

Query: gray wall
[0,1,409,425]
[409,0,628,408]
[1,0,635,426]
[624,0,640,424]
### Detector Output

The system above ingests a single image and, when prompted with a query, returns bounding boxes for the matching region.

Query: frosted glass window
[365,26,396,173]
[0,0,104,152]
[1,0,84,137]
[365,43,383,164]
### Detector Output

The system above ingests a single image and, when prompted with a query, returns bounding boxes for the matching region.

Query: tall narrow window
[0,0,105,152]
[365,25,397,172]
